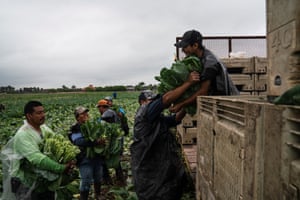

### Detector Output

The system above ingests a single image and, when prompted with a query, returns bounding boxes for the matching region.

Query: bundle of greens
[43,133,80,164]
[32,132,81,199]
[80,120,123,168]
[155,56,202,115]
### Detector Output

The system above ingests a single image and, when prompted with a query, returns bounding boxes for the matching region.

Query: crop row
[0,91,140,197]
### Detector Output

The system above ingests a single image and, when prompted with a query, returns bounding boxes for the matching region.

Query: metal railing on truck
[175,35,266,59]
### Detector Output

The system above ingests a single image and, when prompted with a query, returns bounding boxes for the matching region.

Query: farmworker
[0,100,75,200]
[170,29,239,113]
[104,96,129,136]
[97,99,125,186]
[130,71,200,200]
[112,91,117,99]
[0,103,5,112]
[69,106,105,200]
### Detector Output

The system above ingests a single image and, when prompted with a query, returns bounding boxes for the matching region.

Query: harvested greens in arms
[80,120,123,168]
[155,56,202,115]
[37,133,80,198]
[43,133,80,163]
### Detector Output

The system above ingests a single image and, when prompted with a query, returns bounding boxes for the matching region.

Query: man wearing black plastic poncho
[130,72,200,200]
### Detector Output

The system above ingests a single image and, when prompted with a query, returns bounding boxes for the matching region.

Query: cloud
[0,0,266,89]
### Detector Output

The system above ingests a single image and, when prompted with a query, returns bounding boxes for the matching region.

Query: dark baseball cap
[174,30,203,48]
[138,90,157,102]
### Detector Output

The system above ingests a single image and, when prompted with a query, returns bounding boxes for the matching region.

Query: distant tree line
[0,82,157,94]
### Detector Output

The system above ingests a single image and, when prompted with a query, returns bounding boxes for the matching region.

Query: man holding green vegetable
[1,100,75,200]
[170,29,239,113]
[97,99,125,186]
[69,106,106,200]
[131,71,200,200]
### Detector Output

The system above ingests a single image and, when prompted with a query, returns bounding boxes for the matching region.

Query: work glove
[95,138,106,146]
[64,160,76,175]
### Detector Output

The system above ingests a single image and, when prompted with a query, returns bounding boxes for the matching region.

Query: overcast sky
[0,0,266,89]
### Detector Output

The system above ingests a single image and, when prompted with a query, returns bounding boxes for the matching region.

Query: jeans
[79,157,103,192]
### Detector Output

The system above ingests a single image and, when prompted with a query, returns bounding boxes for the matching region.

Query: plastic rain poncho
[130,97,186,200]
[0,121,65,200]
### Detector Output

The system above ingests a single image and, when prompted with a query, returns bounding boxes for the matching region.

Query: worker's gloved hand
[64,160,76,175]
[95,138,106,146]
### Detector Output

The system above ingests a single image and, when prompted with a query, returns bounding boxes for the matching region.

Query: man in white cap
[69,106,105,200]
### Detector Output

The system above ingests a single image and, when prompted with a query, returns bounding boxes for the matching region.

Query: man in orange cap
[97,99,125,186]
[97,99,119,123]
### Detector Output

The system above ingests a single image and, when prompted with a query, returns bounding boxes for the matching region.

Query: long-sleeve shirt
[6,121,65,187]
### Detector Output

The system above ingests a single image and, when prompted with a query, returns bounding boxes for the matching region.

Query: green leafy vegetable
[31,132,81,199]
[80,120,123,168]
[155,56,202,115]
[273,84,300,105]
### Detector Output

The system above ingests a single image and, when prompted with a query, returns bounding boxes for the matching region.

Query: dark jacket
[200,48,239,95]
[130,96,185,200]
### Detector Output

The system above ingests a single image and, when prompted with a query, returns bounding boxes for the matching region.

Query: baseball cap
[104,96,113,101]
[138,90,156,102]
[97,99,109,107]
[174,30,203,48]
[74,106,89,117]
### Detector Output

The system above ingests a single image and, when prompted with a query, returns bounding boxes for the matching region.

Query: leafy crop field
[0,91,139,143]
[0,91,195,200]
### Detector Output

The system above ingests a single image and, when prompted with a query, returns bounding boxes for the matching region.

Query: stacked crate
[177,114,198,180]
[196,95,300,200]
[254,57,268,95]
[221,57,268,95]
[177,114,198,144]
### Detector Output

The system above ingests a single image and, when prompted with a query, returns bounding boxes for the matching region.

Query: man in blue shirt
[130,71,200,200]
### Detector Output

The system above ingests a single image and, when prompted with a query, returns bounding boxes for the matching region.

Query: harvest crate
[254,74,268,91]
[254,57,268,74]
[197,96,266,200]
[221,57,268,95]
[229,74,254,91]
[196,95,300,200]
[177,125,197,144]
[182,114,197,128]
[239,91,256,96]
[221,57,255,74]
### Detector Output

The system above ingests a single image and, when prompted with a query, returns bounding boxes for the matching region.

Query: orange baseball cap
[97,99,109,107]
